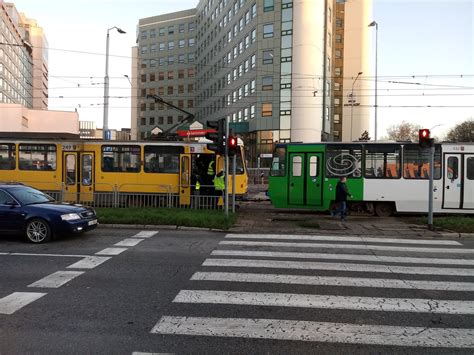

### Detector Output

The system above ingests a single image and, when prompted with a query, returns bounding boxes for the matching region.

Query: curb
[98,223,225,232]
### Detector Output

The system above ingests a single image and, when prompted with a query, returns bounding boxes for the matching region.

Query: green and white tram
[268,142,474,216]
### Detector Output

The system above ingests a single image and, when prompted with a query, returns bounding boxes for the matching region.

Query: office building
[133,0,371,166]
[1,2,48,109]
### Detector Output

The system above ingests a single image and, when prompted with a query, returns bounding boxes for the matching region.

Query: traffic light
[228,135,238,156]
[419,129,434,148]
[205,119,225,154]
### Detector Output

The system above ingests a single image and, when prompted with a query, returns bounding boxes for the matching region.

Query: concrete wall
[291,0,326,143]
[341,0,372,141]
[0,104,78,134]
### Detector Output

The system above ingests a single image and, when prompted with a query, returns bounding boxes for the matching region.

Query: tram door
[463,154,474,209]
[80,153,94,203]
[288,153,323,206]
[179,154,191,205]
[63,152,78,202]
[443,154,462,209]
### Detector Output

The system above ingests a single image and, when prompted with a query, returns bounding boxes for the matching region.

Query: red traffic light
[419,129,432,148]
[228,136,238,156]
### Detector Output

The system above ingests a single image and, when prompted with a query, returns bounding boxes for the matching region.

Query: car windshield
[9,186,54,205]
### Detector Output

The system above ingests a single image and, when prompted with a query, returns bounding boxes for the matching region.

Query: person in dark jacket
[331,176,351,221]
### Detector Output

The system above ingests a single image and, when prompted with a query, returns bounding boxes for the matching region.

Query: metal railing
[6,180,228,210]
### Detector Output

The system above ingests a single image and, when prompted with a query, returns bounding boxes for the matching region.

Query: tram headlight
[61,213,81,221]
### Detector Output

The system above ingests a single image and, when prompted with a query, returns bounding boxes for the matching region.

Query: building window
[263,50,273,64]
[179,23,185,33]
[168,71,174,79]
[159,43,165,51]
[335,49,342,59]
[168,26,174,35]
[178,69,184,78]
[188,22,195,31]
[336,19,343,28]
[150,74,156,81]
[251,3,257,18]
[140,46,148,54]
[159,72,165,80]
[251,29,256,43]
[188,38,195,47]
[167,116,173,124]
[158,116,164,124]
[188,84,194,93]
[336,34,342,43]
[150,29,156,38]
[178,54,185,63]
[251,54,256,68]
[178,85,184,94]
[167,86,174,95]
[159,27,165,36]
[141,75,146,83]
[168,41,174,50]
[250,105,255,118]
[263,24,274,38]
[179,39,185,48]
[168,56,174,64]
[188,53,195,62]
[262,103,272,116]
[250,79,256,93]
[187,100,194,108]
[150,44,157,53]
[188,68,195,77]
[262,76,273,90]
[264,0,274,11]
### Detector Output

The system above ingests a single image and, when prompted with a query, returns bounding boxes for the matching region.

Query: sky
[9,0,474,140]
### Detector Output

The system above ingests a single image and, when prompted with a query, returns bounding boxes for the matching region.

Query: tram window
[402,145,441,180]
[364,145,401,179]
[309,156,318,177]
[144,146,183,173]
[101,145,141,173]
[0,143,15,170]
[19,144,56,171]
[292,156,302,177]
[447,157,458,180]
[82,155,93,185]
[467,158,474,180]
[326,145,362,178]
[270,146,286,177]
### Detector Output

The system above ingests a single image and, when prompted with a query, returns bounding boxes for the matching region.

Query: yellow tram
[0,137,248,207]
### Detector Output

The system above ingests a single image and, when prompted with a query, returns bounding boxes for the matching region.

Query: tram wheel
[374,202,394,217]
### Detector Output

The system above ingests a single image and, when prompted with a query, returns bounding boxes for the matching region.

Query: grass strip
[412,215,474,233]
[95,208,236,230]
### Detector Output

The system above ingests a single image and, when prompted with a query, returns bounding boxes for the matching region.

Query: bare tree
[446,119,474,142]
[386,121,421,141]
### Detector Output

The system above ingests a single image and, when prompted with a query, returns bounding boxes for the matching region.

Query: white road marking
[67,256,111,269]
[211,249,474,266]
[132,231,158,238]
[28,271,84,288]
[203,258,474,277]
[225,234,462,245]
[95,247,128,256]
[173,290,474,315]
[191,271,474,292]
[0,292,47,315]
[151,316,474,348]
[115,238,144,247]
[219,240,474,254]
[0,252,88,258]
[132,352,174,355]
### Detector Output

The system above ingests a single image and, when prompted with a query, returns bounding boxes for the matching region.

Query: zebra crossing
[151,233,474,350]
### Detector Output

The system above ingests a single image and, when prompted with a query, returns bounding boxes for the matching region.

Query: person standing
[331,176,351,221]
[213,169,225,208]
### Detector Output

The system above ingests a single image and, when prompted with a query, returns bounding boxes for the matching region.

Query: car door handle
[446,186,450,189]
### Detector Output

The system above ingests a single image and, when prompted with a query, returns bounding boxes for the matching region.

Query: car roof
[0,183,26,190]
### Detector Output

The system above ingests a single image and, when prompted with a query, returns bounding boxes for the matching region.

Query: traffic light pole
[224,118,229,217]
[428,145,435,230]
[232,154,236,213]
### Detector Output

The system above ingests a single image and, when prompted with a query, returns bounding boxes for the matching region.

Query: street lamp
[350,71,363,141]
[368,20,378,141]
[103,26,126,140]
[124,74,132,86]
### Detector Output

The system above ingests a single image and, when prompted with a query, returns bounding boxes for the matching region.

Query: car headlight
[61,213,81,221]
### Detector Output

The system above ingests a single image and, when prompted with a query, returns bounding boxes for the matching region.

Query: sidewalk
[230,201,464,238]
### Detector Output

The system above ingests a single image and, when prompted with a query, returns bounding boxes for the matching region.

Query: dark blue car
[0,183,98,243]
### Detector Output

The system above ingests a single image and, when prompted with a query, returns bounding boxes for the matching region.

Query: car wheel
[25,218,52,243]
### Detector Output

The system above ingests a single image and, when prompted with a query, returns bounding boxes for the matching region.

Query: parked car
[0,183,97,243]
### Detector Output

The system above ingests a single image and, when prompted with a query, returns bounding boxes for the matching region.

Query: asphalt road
[1,228,473,354]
